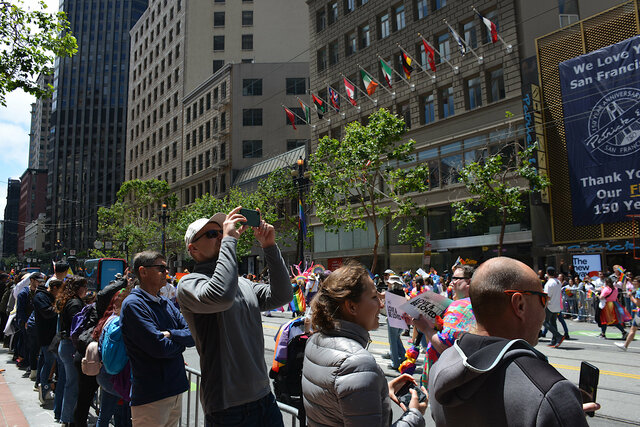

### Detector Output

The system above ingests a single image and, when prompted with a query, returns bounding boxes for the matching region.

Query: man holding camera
[178,207,292,426]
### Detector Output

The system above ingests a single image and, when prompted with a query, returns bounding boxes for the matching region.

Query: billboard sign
[559,35,640,226]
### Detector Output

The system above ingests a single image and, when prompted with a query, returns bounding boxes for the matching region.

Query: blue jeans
[96,368,131,427]
[58,338,78,423]
[205,393,284,427]
[387,324,405,369]
[54,352,66,420]
[39,346,55,393]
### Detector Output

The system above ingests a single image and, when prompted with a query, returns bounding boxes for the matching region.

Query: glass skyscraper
[47,0,148,252]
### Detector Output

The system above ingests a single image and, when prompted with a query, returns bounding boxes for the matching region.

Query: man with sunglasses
[177,207,292,427]
[120,251,195,426]
[428,257,599,427]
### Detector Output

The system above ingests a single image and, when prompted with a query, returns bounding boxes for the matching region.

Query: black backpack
[269,332,308,426]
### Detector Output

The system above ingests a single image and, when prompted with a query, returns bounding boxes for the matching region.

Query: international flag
[360,69,379,95]
[328,86,340,111]
[380,59,393,88]
[298,99,310,124]
[422,39,436,72]
[477,12,498,43]
[284,107,297,130]
[448,24,467,56]
[343,77,357,106]
[401,52,413,79]
[312,93,326,119]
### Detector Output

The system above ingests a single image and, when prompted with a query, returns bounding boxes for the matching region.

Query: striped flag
[380,59,393,88]
[422,39,436,72]
[343,77,357,106]
[477,12,498,43]
[328,86,340,111]
[298,99,310,123]
[284,107,297,130]
[311,93,326,119]
[360,69,379,95]
[401,52,413,79]
[447,24,467,56]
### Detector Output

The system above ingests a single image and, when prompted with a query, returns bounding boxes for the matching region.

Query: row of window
[131,71,179,122]
[242,139,307,159]
[213,10,254,27]
[130,138,178,166]
[184,144,227,177]
[185,81,227,124]
[213,34,254,51]
[129,142,178,178]
[133,19,181,79]
[130,92,180,139]
[183,174,227,206]
[133,0,180,44]
[132,44,180,102]
[185,113,226,151]
[241,77,307,96]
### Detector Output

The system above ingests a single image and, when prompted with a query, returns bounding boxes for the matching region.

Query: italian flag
[360,70,379,95]
[344,77,357,106]
[380,59,393,88]
[298,99,310,124]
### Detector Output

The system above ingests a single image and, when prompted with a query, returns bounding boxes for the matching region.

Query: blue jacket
[120,287,195,406]
[16,286,34,328]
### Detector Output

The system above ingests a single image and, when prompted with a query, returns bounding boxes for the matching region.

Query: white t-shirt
[544,278,563,313]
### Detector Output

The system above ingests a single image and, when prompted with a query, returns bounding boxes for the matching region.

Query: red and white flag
[477,12,498,43]
[343,77,357,106]
[422,39,436,72]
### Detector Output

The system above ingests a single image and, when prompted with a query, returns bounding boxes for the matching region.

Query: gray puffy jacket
[302,320,425,427]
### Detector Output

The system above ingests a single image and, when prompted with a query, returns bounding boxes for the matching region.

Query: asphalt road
[181,311,640,427]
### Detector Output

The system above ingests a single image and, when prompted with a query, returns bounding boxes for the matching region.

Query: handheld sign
[400,291,452,327]
[385,292,409,330]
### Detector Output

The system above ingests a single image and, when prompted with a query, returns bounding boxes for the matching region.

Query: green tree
[308,108,430,272]
[452,138,550,255]
[95,179,176,260]
[0,0,77,105]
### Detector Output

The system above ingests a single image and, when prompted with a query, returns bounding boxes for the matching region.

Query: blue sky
[0,0,60,220]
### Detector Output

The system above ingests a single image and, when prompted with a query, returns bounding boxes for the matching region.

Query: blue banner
[559,35,640,226]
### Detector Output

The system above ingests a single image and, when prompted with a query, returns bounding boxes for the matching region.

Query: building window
[433,0,446,10]
[316,9,327,32]
[287,107,306,125]
[416,0,428,19]
[559,13,579,27]
[243,140,263,158]
[421,93,435,124]
[397,102,411,128]
[379,13,390,39]
[287,139,307,151]
[466,76,483,110]
[243,78,262,96]
[213,60,224,73]
[359,24,370,49]
[463,21,477,49]
[242,34,253,50]
[185,160,190,176]
[488,68,505,102]
[242,10,253,26]
[439,86,454,118]
[317,47,327,71]
[344,0,355,13]
[243,109,263,126]
[345,31,357,56]
[394,4,405,31]
[437,33,450,62]
[213,12,225,27]
[328,1,338,25]
[329,40,339,65]
[286,78,306,95]
[213,35,224,51]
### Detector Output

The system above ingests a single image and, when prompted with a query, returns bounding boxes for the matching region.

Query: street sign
[94,240,103,249]
[69,250,76,255]
[105,241,113,250]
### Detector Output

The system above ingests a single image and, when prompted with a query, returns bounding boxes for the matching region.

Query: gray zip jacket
[177,237,292,414]
[302,320,425,427]
[428,333,588,427]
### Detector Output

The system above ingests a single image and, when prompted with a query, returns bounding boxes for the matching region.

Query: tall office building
[125,0,309,210]
[47,0,148,252]
[2,179,21,257]
[28,73,53,169]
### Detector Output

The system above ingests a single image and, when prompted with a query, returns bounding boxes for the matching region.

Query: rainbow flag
[289,287,306,313]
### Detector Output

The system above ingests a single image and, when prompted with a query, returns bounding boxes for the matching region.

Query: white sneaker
[614,342,627,351]
[29,370,37,380]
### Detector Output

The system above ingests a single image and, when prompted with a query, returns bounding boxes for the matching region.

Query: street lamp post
[294,157,309,265]
[159,203,169,258]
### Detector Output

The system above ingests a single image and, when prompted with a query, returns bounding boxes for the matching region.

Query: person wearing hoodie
[428,257,599,427]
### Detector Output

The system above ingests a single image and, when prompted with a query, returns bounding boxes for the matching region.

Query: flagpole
[327,83,359,112]
[377,54,413,88]
[357,64,395,97]
[340,73,377,106]
[443,19,483,64]
[310,91,337,124]
[396,43,435,81]
[302,94,330,123]
[313,89,340,115]
[418,33,459,75]
[281,104,308,127]
[471,6,512,53]
[295,97,311,125]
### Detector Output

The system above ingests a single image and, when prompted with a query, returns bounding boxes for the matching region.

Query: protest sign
[572,254,603,279]
[385,292,408,330]
[400,291,452,327]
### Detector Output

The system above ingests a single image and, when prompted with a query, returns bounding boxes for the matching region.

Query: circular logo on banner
[586,87,640,157]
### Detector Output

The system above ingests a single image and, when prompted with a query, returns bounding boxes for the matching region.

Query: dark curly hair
[55,276,88,313]
[310,262,371,332]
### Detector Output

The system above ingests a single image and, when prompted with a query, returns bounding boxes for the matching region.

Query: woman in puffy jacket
[302,262,427,427]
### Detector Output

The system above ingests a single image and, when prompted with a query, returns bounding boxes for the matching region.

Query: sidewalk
[0,346,60,426]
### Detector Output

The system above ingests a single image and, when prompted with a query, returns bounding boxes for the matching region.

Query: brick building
[17,169,48,256]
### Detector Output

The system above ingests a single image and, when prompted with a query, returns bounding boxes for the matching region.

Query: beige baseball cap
[184,212,227,250]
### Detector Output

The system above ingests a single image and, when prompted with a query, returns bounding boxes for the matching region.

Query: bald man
[428,257,599,427]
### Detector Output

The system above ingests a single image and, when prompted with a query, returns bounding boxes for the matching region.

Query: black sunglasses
[143,264,168,273]
[451,276,468,280]
[192,229,223,243]
[504,289,549,306]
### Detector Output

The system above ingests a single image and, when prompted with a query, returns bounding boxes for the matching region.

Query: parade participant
[33,278,63,403]
[384,274,407,370]
[543,266,565,347]
[302,262,427,426]
[121,251,194,427]
[616,276,640,351]
[429,257,599,426]
[178,207,292,426]
[598,277,630,339]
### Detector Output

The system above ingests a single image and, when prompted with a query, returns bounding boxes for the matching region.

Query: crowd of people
[0,206,637,426]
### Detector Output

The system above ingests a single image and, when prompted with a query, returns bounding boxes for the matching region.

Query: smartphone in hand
[239,208,261,227]
[397,382,427,407]
[579,361,599,417]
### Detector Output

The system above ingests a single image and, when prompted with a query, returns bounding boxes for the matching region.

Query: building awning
[233,146,305,187]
